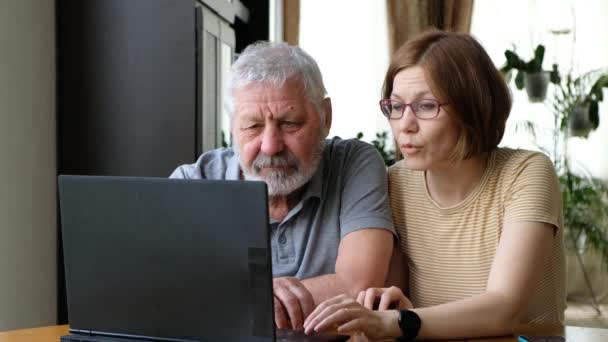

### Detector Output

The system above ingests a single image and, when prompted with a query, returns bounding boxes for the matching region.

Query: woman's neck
[425,154,490,207]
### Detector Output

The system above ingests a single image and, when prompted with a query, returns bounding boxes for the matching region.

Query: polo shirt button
[278,234,287,245]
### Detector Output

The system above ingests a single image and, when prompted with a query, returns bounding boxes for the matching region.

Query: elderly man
[170,42,394,331]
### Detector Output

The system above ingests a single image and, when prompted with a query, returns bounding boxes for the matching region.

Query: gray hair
[224,41,328,120]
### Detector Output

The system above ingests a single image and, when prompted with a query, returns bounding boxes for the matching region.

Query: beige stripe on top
[388,148,566,323]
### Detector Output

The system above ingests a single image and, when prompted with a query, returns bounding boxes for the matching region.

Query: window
[471,0,608,178]
[299,0,392,143]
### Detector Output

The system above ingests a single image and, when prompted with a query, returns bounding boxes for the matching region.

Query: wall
[0,0,57,330]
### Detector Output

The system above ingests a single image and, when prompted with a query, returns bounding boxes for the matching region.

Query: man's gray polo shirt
[170,137,394,280]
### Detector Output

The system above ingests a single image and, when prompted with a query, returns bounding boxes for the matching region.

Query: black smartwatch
[396,309,421,341]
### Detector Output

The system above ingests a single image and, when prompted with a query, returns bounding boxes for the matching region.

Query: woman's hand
[303,294,402,341]
[357,286,413,310]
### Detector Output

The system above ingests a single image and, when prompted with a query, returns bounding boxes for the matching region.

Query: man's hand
[273,276,315,330]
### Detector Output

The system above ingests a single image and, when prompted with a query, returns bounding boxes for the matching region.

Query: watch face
[398,310,421,340]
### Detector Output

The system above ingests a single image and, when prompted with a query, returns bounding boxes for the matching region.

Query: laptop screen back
[58,176,274,341]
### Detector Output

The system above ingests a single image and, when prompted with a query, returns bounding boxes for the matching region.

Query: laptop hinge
[69,328,93,335]
[69,328,202,342]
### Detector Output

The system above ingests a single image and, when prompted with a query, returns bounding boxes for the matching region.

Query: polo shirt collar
[227,149,241,180]
[277,159,324,225]
[228,148,324,226]
[301,155,324,202]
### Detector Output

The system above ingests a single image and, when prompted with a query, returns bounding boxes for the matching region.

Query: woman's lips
[401,144,421,155]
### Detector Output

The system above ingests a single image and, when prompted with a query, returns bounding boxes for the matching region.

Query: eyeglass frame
[378,98,448,120]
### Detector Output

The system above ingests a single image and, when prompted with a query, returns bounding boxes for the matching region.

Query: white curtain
[300,0,391,143]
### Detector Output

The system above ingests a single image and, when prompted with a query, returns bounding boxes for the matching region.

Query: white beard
[234,139,325,197]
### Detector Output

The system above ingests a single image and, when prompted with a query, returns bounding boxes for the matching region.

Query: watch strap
[397,309,421,341]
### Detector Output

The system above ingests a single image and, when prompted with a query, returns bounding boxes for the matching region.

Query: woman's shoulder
[491,148,558,197]
[494,147,554,173]
[388,159,420,180]
[388,160,426,201]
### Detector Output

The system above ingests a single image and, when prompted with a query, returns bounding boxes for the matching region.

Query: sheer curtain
[283,0,300,45]
[386,0,473,53]
[299,0,391,142]
[386,0,473,159]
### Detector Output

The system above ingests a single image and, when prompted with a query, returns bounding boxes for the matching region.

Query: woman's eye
[418,102,437,111]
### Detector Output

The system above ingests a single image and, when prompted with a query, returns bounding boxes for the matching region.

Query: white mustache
[251,152,299,172]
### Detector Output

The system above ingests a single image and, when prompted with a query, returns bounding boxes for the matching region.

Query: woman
[303,30,565,340]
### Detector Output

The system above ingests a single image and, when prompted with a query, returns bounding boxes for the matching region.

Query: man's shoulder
[200,147,238,162]
[169,147,238,180]
[318,136,389,191]
[322,136,381,164]
[323,136,375,151]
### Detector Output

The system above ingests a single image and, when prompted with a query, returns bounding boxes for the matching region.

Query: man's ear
[322,97,332,133]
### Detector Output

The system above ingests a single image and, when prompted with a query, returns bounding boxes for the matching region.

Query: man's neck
[268,188,305,222]
[425,154,489,207]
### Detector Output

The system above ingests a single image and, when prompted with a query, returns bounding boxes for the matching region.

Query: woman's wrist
[381,310,403,339]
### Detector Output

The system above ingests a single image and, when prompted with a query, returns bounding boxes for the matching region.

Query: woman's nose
[395,106,418,133]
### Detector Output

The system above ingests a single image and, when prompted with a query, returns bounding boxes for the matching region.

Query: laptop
[58,175,348,342]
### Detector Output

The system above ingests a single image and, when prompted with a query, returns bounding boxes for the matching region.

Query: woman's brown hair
[382,30,512,160]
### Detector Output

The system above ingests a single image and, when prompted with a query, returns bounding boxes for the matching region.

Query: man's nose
[260,126,284,156]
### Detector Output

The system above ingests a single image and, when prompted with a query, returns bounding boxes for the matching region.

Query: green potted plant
[545,65,608,313]
[500,44,560,102]
[356,131,395,166]
[560,171,608,261]
[558,169,608,313]
[550,68,608,137]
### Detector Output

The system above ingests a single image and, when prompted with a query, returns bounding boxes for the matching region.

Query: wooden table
[471,324,606,341]
[0,325,68,342]
[0,324,606,341]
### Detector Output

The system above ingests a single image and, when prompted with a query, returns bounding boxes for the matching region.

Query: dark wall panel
[56,0,197,324]
[57,0,196,178]
[235,0,269,53]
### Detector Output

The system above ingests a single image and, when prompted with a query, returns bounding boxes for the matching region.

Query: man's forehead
[235,78,307,98]
[234,86,312,113]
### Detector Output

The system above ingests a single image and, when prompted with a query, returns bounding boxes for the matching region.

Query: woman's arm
[412,220,555,339]
[305,220,556,340]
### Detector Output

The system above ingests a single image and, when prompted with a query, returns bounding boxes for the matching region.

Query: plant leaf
[595,87,604,102]
[527,44,545,72]
[504,50,525,70]
[589,100,599,129]
[550,64,561,84]
[590,75,608,101]
[560,116,567,131]
[515,70,525,90]
[503,70,513,83]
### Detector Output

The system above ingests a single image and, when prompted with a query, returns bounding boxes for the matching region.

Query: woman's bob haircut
[382,30,512,160]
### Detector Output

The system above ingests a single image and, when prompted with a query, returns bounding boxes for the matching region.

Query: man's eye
[242,124,262,130]
[281,121,301,129]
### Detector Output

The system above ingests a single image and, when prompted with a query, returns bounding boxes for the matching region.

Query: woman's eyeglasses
[379,99,447,120]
